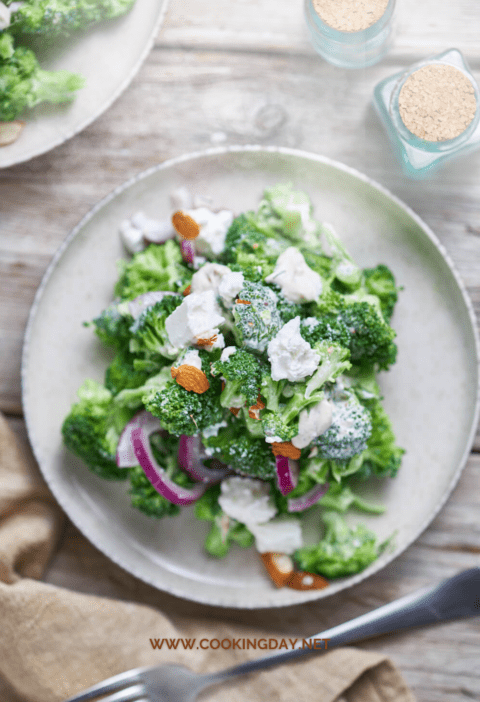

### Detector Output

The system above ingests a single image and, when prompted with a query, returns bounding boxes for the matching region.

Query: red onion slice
[116,410,162,467]
[287,483,330,513]
[178,434,231,483]
[131,427,206,505]
[275,456,299,496]
[128,291,178,320]
[180,239,195,265]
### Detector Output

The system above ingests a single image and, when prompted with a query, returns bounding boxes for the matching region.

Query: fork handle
[213,568,480,681]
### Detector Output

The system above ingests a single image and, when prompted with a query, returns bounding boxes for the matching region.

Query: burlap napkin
[0,412,416,702]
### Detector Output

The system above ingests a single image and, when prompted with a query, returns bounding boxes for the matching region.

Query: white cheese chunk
[185,207,234,256]
[249,519,303,554]
[292,399,333,449]
[0,2,11,29]
[165,290,225,348]
[267,317,320,382]
[190,262,232,295]
[218,477,277,525]
[265,247,322,303]
[218,271,245,307]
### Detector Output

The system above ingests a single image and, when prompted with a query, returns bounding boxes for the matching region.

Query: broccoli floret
[357,396,405,479]
[261,411,296,444]
[61,379,133,480]
[303,339,352,398]
[275,295,306,324]
[129,295,183,360]
[211,348,263,408]
[114,241,190,301]
[362,264,400,323]
[259,374,326,444]
[194,484,254,557]
[318,482,385,514]
[201,422,277,479]
[113,365,171,409]
[316,390,372,461]
[104,351,150,396]
[320,223,362,290]
[253,183,319,247]
[144,376,224,437]
[0,32,84,121]
[294,510,389,578]
[89,304,132,350]
[9,0,136,37]
[307,294,397,371]
[127,433,191,519]
[232,281,281,352]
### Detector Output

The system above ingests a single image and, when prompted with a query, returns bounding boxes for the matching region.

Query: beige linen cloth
[0,412,416,702]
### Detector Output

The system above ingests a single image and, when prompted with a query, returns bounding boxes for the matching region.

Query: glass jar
[304,0,396,69]
[373,48,480,177]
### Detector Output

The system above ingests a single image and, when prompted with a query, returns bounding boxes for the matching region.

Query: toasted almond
[196,335,218,347]
[236,299,251,305]
[183,284,192,296]
[173,364,209,393]
[221,380,226,391]
[248,407,261,420]
[286,571,329,591]
[271,441,301,460]
[171,366,179,378]
[229,407,241,417]
[172,211,200,240]
[0,121,25,147]
[260,552,295,588]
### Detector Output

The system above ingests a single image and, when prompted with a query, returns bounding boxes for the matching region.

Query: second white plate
[0,0,168,168]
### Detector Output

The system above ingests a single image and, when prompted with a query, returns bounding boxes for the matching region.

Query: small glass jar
[304,0,396,69]
[373,49,480,178]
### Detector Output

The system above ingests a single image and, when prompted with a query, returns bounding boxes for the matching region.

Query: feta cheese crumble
[218,477,277,525]
[220,346,237,362]
[119,211,174,254]
[248,518,303,554]
[165,290,225,348]
[218,271,245,307]
[292,399,333,449]
[190,262,232,294]
[267,317,320,382]
[185,207,234,257]
[265,247,322,303]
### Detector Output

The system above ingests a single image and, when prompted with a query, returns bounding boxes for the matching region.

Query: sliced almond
[0,121,25,147]
[229,407,241,417]
[286,571,329,591]
[236,299,251,305]
[172,211,200,240]
[260,552,295,588]
[173,364,209,393]
[183,284,192,296]
[271,441,301,460]
[196,335,217,347]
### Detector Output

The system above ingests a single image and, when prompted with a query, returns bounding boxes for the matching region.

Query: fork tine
[93,684,146,702]
[64,668,143,702]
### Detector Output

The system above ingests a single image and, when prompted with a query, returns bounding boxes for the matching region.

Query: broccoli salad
[62,183,404,591]
[0,0,136,139]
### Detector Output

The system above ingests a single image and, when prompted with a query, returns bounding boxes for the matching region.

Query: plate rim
[22,144,480,608]
[0,0,170,169]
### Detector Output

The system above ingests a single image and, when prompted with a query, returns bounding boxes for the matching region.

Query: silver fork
[65,568,480,702]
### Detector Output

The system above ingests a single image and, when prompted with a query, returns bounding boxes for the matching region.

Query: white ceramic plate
[22,146,480,608]
[0,0,168,168]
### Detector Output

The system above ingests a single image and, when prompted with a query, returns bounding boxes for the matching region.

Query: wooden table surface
[1,0,480,699]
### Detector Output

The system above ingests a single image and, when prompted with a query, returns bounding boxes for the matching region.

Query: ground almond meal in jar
[398,64,477,142]
[312,0,389,32]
